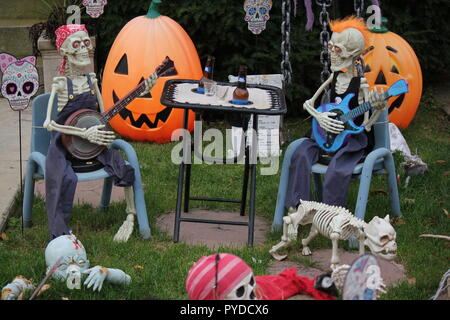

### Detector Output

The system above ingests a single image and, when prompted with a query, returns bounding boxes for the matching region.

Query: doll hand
[83,266,108,292]
[369,87,388,110]
[316,111,344,134]
[140,73,158,97]
[81,125,116,146]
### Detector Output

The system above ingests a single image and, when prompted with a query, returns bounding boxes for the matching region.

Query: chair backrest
[31,93,58,156]
[372,107,390,150]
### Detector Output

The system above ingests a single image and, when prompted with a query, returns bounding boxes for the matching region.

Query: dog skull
[328,28,365,72]
[364,215,397,261]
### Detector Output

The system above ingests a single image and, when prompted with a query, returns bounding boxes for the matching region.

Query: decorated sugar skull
[82,0,108,18]
[364,215,397,261]
[186,253,257,300]
[328,17,367,72]
[55,25,93,74]
[0,54,39,111]
[45,235,90,289]
[244,0,273,35]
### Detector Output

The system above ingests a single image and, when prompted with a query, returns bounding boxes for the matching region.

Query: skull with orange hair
[328,16,369,72]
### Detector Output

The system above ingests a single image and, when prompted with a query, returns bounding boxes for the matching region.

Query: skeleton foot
[269,248,288,261]
[301,246,312,256]
[269,240,290,261]
[113,187,135,243]
[113,213,134,243]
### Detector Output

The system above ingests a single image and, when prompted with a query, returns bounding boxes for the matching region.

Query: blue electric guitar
[312,79,409,152]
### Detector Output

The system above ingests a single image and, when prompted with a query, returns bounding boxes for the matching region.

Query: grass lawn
[0,90,448,300]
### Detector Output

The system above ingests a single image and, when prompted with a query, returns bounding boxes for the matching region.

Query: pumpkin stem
[146,0,162,19]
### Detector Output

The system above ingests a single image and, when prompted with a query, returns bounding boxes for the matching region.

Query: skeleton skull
[224,273,257,300]
[82,0,108,18]
[328,28,365,72]
[59,30,93,70]
[45,235,90,288]
[244,0,272,35]
[364,215,397,261]
[0,54,38,111]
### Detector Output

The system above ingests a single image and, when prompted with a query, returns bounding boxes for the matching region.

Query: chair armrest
[110,139,139,165]
[28,151,47,178]
[364,147,391,163]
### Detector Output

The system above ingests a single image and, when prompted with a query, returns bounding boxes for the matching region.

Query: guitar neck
[101,71,157,122]
[341,92,389,122]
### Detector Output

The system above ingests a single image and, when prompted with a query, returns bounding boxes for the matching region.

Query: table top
[160,79,287,115]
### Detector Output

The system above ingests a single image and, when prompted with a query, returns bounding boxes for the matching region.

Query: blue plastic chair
[272,108,401,234]
[22,93,151,239]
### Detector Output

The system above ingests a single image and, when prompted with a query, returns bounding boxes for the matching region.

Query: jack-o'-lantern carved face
[102,1,202,143]
[363,28,422,129]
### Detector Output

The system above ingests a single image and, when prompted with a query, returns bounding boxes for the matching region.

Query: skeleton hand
[81,125,115,146]
[317,112,345,134]
[369,87,388,110]
[139,72,158,97]
[83,266,108,292]
[304,99,344,134]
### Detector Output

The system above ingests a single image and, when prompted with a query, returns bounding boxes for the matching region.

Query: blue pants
[285,133,368,208]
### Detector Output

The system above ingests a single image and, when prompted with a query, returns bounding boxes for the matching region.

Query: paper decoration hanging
[244,0,273,35]
[82,0,108,18]
[0,53,39,111]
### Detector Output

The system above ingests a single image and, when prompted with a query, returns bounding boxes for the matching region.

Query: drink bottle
[232,65,249,104]
[198,55,214,94]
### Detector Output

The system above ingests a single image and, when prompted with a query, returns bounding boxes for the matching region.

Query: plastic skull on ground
[45,235,131,292]
[0,53,39,111]
[244,0,273,35]
[186,253,257,300]
[82,0,108,18]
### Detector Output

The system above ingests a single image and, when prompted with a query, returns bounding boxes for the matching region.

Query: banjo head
[61,109,107,160]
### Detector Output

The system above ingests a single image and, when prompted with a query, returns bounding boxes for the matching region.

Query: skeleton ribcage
[313,211,357,240]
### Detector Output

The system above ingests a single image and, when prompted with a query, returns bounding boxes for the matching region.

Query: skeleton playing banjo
[43,24,173,242]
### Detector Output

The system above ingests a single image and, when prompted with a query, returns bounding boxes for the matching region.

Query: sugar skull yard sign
[244,0,273,35]
[0,53,39,111]
[82,0,108,18]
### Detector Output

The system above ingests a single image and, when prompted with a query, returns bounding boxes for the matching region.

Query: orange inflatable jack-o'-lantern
[102,0,202,142]
[362,20,423,129]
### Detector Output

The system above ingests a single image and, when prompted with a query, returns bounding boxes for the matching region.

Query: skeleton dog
[270,200,397,269]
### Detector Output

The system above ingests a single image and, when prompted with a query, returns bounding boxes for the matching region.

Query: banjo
[61,56,177,160]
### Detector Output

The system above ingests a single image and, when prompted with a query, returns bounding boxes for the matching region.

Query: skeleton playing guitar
[61,56,177,160]
[312,79,409,153]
